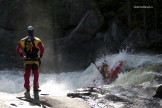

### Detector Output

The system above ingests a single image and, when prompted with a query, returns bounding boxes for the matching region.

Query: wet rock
[43,35,105,72]
[105,94,132,103]
[121,28,150,51]
[153,84,162,99]
[69,10,104,37]
[0,92,91,108]
[104,22,126,44]
[104,22,126,52]
[67,87,97,98]
[57,0,96,27]
[148,31,162,46]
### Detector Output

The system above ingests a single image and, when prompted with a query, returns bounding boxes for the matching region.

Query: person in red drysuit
[16,26,44,94]
[97,62,111,83]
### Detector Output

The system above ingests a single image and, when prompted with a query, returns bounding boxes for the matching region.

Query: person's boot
[24,89,31,98]
[33,89,41,92]
[33,89,40,99]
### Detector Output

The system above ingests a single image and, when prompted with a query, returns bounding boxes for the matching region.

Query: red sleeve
[38,42,44,58]
[16,43,24,57]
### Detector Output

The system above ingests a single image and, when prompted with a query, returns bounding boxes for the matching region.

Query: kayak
[110,61,123,80]
[92,60,123,85]
[103,61,123,84]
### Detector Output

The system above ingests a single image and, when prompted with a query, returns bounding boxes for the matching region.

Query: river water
[1,52,162,108]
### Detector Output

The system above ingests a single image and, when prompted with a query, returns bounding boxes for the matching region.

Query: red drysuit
[16,36,44,90]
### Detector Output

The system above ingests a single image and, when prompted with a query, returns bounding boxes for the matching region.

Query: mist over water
[1,52,162,97]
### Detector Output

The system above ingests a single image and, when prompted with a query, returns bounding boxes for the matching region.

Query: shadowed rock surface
[0,92,90,108]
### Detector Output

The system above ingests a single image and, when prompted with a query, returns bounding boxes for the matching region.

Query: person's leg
[32,64,39,90]
[24,64,31,91]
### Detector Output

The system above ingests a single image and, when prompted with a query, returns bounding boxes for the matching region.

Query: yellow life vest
[19,36,42,60]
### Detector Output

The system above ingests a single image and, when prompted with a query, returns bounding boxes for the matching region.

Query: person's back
[16,26,44,98]
[19,36,43,60]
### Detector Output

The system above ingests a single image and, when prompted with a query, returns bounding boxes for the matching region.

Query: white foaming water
[0,52,162,95]
[112,53,162,86]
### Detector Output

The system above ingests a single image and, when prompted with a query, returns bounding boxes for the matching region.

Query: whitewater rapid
[1,52,162,97]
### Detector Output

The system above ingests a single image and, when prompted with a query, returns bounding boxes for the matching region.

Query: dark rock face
[148,31,162,46]
[42,36,105,72]
[0,28,23,69]
[0,0,25,30]
[47,9,105,72]
[69,10,105,37]
[0,0,96,39]
[0,0,102,72]
[146,31,162,52]
[153,85,162,99]
[104,22,126,52]
[105,23,126,44]
[121,28,150,51]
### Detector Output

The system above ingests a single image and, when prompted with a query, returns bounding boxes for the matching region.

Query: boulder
[107,23,126,43]
[0,28,23,69]
[55,0,96,27]
[42,35,105,72]
[69,10,105,38]
[104,22,126,52]
[121,28,150,51]
[148,30,162,46]
[153,84,162,99]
